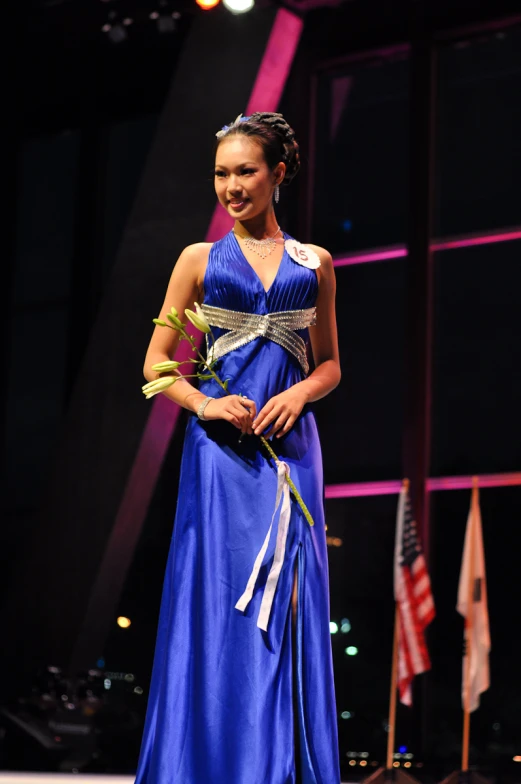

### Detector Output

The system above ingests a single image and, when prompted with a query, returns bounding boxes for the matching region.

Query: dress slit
[292,553,302,784]
[292,543,320,784]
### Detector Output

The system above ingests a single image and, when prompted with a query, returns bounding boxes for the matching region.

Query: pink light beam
[325,472,521,499]
[111,9,305,561]
[333,226,521,267]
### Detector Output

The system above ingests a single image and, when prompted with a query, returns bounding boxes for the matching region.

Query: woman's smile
[228,197,249,211]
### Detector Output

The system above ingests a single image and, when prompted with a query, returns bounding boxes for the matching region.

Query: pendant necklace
[235,226,281,260]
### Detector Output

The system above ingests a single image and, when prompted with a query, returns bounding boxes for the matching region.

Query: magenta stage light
[325,472,521,499]
[121,9,305,546]
[427,472,521,491]
[333,226,521,268]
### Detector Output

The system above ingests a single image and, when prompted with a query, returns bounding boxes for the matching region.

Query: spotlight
[326,535,343,547]
[223,0,254,12]
[196,0,221,8]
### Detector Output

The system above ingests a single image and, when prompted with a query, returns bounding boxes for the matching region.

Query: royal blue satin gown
[134,230,341,784]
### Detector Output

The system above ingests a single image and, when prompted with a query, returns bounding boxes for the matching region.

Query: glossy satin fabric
[134,231,341,784]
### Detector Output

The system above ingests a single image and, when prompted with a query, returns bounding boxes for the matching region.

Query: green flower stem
[186,333,228,394]
[259,436,315,527]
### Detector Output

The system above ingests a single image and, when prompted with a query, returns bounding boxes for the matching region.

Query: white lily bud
[141,376,176,398]
[185,306,211,334]
[151,361,181,372]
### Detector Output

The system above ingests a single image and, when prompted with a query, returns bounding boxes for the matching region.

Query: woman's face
[214,136,282,220]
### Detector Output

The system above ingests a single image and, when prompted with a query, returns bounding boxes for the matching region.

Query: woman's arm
[296,244,341,401]
[253,245,341,439]
[143,242,209,413]
[143,242,256,433]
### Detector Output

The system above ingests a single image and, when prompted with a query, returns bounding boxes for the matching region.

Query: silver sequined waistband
[200,304,317,375]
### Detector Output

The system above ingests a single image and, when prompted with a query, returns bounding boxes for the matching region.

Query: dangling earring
[274,184,280,204]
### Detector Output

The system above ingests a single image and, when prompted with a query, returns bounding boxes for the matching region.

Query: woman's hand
[252,386,308,440]
[203,395,256,435]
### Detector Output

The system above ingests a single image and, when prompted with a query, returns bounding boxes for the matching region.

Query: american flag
[394,484,435,706]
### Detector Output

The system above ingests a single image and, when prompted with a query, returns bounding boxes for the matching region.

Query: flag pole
[461,476,479,772]
[386,477,409,771]
[386,602,400,770]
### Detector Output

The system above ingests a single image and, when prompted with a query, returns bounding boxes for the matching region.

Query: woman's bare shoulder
[177,242,213,264]
[305,243,333,266]
[305,243,335,287]
[172,243,214,295]
[171,242,213,278]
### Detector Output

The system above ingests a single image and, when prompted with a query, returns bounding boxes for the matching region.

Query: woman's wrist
[184,390,208,414]
[293,379,312,405]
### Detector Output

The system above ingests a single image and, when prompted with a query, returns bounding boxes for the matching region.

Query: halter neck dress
[133,230,341,784]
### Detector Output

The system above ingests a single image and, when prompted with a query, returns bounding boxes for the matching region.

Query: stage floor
[0,777,134,784]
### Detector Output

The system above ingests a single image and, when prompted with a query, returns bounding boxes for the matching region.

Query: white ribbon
[235,461,292,632]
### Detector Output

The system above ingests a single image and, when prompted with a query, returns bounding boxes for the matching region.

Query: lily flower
[185,302,211,334]
[167,314,184,329]
[151,360,181,373]
[141,376,177,399]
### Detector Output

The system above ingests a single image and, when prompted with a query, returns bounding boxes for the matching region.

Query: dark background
[1,0,520,779]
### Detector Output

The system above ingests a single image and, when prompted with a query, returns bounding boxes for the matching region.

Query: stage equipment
[438,771,491,784]
[362,766,421,784]
[101,11,132,44]
[0,705,69,771]
[223,0,255,12]
[195,0,221,10]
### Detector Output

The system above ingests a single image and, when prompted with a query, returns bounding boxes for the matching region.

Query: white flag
[456,484,491,712]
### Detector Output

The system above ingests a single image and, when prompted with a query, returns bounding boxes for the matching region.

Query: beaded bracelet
[197,396,214,421]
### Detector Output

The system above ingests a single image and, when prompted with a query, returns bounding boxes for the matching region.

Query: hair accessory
[216,113,251,139]
[234,226,281,260]
[274,184,280,204]
[197,396,214,420]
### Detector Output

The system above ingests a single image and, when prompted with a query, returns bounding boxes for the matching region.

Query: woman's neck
[234,212,280,240]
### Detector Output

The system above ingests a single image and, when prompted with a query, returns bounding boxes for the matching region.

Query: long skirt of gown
[133,231,341,784]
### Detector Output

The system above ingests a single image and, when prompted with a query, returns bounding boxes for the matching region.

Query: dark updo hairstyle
[215,111,301,186]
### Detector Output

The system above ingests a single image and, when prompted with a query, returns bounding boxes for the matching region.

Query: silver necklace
[235,226,281,260]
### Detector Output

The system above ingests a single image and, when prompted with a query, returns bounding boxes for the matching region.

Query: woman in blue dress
[135,111,342,783]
